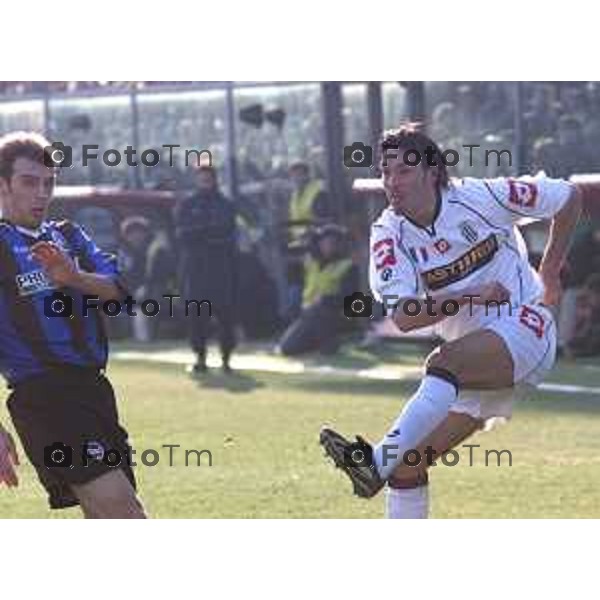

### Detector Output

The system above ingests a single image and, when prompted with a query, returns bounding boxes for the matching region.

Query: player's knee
[389,466,429,489]
[74,470,146,519]
[425,344,462,381]
[83,490,146,519]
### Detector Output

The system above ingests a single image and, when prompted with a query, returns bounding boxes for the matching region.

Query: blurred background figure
[118,216,176,342]
[174,165,238,374]
[285,161,334,322]
[118,216,153,342]
[532,114,595,178]
[558,224,600,353]
[567,273,600,358]
[278,225,358,356]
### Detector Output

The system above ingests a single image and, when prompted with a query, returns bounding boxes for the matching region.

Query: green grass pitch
[1,344,600,518]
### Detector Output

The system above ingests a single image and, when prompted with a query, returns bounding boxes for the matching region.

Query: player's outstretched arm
[0,424,19,488]
[538,186,583,306]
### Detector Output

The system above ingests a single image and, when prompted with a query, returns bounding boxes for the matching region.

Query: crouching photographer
[278,225,358,356]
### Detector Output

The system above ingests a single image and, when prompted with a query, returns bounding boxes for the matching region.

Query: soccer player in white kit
[320,123,585,518]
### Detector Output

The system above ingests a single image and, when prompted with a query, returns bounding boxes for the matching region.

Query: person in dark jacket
[174,166,238,374]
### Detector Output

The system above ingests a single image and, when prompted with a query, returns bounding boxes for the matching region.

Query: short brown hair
[0,131,52,181]
[380,122,449,193]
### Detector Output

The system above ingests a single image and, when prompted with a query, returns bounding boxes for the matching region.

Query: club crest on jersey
[508,179,538,208]
[459,220,479,244]
[15,269,55,296]
[434,238,451,254]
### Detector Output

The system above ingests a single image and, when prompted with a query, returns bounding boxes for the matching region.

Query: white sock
[374,374,458,479]
[385,485,429,519]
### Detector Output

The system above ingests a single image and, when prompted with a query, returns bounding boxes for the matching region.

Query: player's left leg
[71,468,146,519]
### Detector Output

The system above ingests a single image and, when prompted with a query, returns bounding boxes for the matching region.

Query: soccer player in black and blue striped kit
[0,132,146,517]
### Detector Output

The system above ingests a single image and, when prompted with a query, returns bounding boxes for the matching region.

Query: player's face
[381,155,429,214]
[0,157,55,228]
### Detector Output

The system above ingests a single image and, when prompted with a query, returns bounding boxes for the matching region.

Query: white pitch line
[112,350,600,396]
[538,382,600,396]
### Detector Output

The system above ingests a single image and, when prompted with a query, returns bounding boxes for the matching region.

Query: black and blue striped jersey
[0,219,126,386]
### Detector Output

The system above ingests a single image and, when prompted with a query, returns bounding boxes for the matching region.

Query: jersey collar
[399,190,443,238]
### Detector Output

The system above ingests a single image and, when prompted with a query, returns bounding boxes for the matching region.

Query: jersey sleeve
[58,221,129,296]
[482,173,575,224]
[369,223,419,306]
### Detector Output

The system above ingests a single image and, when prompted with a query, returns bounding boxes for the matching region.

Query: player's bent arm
[538,185,583,278]
[390,281,511,332]
[391,291,475,333]
[69,271,127,304]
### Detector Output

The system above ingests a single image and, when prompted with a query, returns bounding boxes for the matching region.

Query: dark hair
[289,161,310,176]
[0,131,52,181]
[310,224,349,260]
[380,122,449,194]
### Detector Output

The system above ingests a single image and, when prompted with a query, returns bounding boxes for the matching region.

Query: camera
[343,439,374,468]
[344,292,373,319]
[343,142,373,168]
[44,442,73,468]
[44,141,73,168]
[44,291,73,318]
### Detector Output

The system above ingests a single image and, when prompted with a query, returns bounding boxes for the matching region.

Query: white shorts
[449,303,557,424]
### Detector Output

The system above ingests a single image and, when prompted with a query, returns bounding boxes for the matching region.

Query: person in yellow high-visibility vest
[287,161,333,243]
[286,161,334,321]
[279,225,358,356]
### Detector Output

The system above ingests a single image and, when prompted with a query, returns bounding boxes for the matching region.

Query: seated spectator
[118,217,176,342]
[278,225,358,356]
[285,161,334,321]
[567,273,600,358]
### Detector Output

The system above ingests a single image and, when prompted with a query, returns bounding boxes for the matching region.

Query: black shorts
[7,366,136,510]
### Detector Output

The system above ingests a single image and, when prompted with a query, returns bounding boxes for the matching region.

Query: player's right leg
[385,411,482,518]
[8,368,145,517]
[71,469,146,519]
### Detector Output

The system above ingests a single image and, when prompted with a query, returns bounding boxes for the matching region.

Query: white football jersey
[369,174,574,341]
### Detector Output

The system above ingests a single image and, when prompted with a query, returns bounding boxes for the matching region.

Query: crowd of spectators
[427,81,600,179]
[1,81,599,358]
[0,81,202,96]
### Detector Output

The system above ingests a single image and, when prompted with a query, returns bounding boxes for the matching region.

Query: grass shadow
[192,369,264,394]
